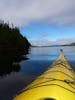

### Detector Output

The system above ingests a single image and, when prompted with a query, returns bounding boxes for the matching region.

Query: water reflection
[0,46,75,100]
[28,46,75,60]
[0,48,29,76]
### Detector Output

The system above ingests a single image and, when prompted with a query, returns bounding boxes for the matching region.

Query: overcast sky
[1,0,75,46]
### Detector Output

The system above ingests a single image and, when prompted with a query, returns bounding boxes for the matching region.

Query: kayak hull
[13,50,75,100]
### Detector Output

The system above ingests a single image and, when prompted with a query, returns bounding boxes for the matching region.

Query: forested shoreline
[0,21,31,76]
[0,22,31,52]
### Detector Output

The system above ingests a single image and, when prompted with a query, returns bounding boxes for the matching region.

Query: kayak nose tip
[39,98,56,100]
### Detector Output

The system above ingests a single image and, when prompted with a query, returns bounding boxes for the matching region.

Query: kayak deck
[13,50,75,100]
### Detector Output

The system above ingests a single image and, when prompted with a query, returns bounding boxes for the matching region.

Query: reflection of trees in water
[0,48,29,76]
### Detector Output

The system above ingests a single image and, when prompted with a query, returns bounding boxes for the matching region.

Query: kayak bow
[13,50,75,100]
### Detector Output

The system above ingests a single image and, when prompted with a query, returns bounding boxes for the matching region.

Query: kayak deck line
[13,50,75,100]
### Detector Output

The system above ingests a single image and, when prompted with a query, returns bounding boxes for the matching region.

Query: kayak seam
[40,70,75,80]
[24,78,75,90]
[49,63,74,74]
[18,83,75,95]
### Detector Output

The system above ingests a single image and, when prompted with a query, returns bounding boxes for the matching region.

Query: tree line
[0,21,31,55]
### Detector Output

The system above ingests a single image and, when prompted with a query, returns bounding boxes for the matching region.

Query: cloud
[54,38,75,45]
[31,40,52,46]
[31,38,75,46]
[0,0,75,26]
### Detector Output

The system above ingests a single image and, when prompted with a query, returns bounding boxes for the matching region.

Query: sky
[1,0,75,46]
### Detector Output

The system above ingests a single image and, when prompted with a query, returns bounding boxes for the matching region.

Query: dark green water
[0,46,75,100]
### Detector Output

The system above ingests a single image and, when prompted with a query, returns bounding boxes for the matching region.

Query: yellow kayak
[13,50,75,100]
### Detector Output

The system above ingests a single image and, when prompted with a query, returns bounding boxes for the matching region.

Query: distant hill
[63,43,75,46]
[32,43,75,47]
[31,45,62,47]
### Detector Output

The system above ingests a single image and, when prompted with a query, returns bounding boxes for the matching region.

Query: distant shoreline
[31,45,75,47]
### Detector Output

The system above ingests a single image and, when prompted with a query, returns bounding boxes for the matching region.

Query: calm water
[0,46,75,100]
